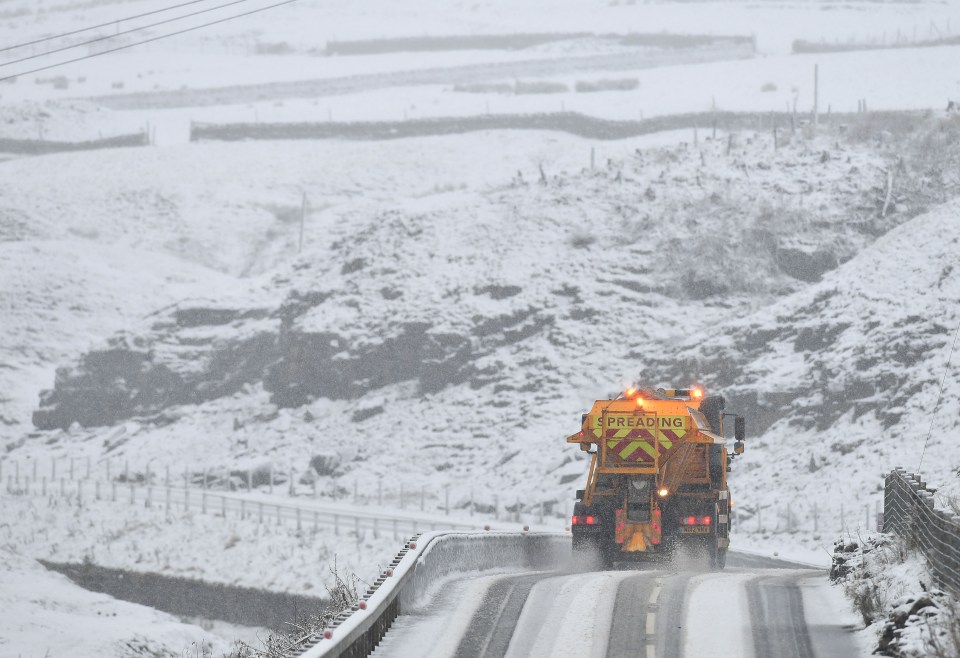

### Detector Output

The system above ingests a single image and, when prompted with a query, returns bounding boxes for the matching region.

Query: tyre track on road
[453,572,557,658]
[746,572,818,658]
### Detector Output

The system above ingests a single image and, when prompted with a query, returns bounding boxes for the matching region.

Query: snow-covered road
[371,554,864,658]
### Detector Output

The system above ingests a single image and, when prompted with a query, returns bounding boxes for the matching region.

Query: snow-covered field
[2,0,960,655]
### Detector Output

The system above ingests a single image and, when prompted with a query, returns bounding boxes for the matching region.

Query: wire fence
[0,456,559,541]
[1,471,480,543]
[884,467,960,596]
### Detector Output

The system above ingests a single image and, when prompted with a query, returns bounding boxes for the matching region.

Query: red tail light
[572,515,579,525]
[685,515,696,525]
[573,515,598,525]
[586,515,596,525]
[681,515,712,526]
[701,516,712,525]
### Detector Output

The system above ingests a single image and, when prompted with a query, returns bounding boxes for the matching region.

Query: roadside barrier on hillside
[296,531,570,658]
[0,131,149,155]
[885,468,960,595]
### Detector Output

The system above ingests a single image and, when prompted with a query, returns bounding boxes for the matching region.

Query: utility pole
[298,192,306,254]
[813,63,819,127]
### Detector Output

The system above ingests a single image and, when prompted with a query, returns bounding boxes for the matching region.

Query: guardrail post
[258,502,263,524]
[240,499,245,520]
[297,507,302,531]
[69,458,73,481]
[184,488,189,511]
[269,466,274,495]
[222,495,227,518]
[106,458,110,483]
[111,480,117,502]
[14,460,19,484]
[334,514,339,535]
[146,485,152,508]
[313,511,318,533]
[129,481,134,504]
[247,469,252,492]
[374,518,379,538]
[51,458,55,481]
[32,459,37,482]
[42,477,46,496]
[202,491,207,514]
[95,480,101,501]
[289,468,295,497]
[420,485,425,511]
[276,505,281,526]
[166,486,172,521]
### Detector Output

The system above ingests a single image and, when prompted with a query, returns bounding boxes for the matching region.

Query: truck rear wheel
[711,547,727,570]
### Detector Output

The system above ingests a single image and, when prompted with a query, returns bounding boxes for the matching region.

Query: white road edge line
[646,578,662,658]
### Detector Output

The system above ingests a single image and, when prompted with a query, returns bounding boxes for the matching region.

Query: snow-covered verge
[0,545,241,658]
[831,533,960,657]
[0,487,398,656]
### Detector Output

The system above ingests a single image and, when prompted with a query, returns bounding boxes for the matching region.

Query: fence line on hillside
[884,468,960,596]
[0,456,559,525]
[1,473,482,542]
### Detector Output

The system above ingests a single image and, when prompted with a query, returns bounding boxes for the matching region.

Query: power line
[0,0,299,84]
[1,0,256,69]
[917,318,960,472]
[0,0,223,54]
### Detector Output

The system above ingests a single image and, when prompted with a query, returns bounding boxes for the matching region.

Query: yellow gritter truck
[567,386,745,569]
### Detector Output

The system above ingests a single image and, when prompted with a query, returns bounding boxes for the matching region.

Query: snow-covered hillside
[3,1,960,654]
[9,117,951,549]
[644,198,960,533]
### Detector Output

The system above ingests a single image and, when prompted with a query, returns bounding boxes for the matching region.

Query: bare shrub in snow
[924,597,960,658]
[227,559,361,658]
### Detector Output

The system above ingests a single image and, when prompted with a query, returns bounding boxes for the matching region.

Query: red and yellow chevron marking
[603,430,686,463]
[606,437,657,462]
